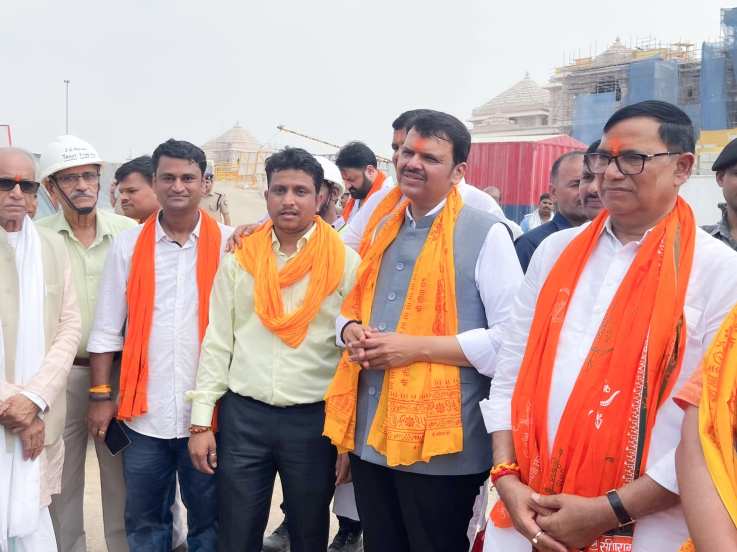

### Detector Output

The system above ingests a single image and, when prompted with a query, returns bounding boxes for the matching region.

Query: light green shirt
[188,225,360,425]
[36,209,138,358]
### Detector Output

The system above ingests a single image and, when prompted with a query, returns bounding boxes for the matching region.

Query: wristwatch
[606,489,635,527]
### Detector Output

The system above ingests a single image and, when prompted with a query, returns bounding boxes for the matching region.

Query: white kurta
[480,221,737,551]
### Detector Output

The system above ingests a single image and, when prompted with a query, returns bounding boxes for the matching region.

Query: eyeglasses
[0,178,41,194]
[52,171,100,186]
[583,152,681,176]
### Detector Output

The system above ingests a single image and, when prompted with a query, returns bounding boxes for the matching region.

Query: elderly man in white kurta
[0,148,80,551]
[481,101,737,552]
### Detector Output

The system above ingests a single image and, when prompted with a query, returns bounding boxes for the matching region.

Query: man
[339,108,512,251]
[702,137,737,251]
[483,185,523,239]
[334,141,391,230]
[87,139,230,550]
[520,193,554,232]
[199,162,231,225]
[481,100,737,551]
[514,152,586,272]
[36,135,137,552]
[115,156,161,223]
[0,147,81,549]
[324,111,522,552]
[579,140,604,221]
[315,155,345,228]
[187,147,360,551]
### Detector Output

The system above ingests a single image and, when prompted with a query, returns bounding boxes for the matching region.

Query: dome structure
[202,123,271,191]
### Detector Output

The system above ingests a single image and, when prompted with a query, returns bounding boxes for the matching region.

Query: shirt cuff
[479,397,512,434]
[336,315,351,347]
[87,331,124,354]
[456,328,495,377]
[21,391,48,414]
[189,401,216,427]
[645,448,679,494]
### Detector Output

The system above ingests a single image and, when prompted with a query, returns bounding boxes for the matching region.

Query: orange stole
[233,217,346,348]
[341,171,387,223]
[508,198,695,550]
[118,210,222,420]
[324,186,464,467]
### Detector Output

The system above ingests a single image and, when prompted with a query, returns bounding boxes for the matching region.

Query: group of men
[3,99,737,552]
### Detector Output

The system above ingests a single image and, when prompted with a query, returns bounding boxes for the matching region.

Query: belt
[73,357,90,367]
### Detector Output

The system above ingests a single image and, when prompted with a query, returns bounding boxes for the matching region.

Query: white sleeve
[457,223,523,377]
[86,236,131,353]
[479,240,547,433]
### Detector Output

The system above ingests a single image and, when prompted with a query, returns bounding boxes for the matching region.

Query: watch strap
[606,489,635,527]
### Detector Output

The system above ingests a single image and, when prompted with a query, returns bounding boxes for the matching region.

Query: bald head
[483,185,502,203]
[0,148,37,180]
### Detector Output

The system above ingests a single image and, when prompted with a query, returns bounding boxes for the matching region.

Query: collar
[405,194,449,229]
[602,217,656,247]
[271,221,317,257]
[551,212,573,230]
[49,209,115,248]
[155,210,202,244]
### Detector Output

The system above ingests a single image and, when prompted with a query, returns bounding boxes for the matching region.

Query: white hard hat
[315,156,344,195]
[39,135,103,182]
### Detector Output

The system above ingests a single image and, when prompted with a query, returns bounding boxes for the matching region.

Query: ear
[716,171,725,189]
[673,152,695,188]
[366,165,378,180]
[451,162,467,185]
[263,188,268,202]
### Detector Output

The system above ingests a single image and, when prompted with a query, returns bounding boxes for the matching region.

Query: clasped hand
[344,323,420,370]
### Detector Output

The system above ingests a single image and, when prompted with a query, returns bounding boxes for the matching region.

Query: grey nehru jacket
[352,205,498,476]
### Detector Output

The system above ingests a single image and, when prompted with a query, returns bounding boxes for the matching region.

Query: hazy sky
[2,0,730,161]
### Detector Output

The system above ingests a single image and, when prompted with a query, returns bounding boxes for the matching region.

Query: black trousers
[217,392,337,552]
[350,454,486,552]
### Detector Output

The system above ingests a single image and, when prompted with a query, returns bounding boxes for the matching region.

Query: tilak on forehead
[608,136,623,156]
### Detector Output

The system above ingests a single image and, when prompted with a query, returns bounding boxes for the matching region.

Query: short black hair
[603,100,695,153]
[335,142,377,171]
[586,139,601,154]
[539,192,552,202]
[550,151,583,182]
[115,155,153,185]
[151,139,207,175]
[265,147,323,193]
[408,111,471,166]
[392,109,434,131]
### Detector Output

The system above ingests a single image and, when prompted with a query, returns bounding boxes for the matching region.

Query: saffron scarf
[324,185,464,467]
[510,197,695,551]
[118,210,222,420]
[233,216,346,348]
[341,171,387,223]
[678,303,737,552]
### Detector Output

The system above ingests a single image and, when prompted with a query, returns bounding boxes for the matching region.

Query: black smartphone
[104,419,132,456]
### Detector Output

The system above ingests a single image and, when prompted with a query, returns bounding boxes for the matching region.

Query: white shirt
[337,196,524,374]
[480,221,737,551]
[87,214,232,439]
[341,178,515,251]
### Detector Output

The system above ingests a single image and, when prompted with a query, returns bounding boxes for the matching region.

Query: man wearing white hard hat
[0,147,81,550]
[36,135,136,552]
[315,156,345,228]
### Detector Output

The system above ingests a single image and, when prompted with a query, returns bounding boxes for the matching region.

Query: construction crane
[276,124,392,163]
[0,124,12,146]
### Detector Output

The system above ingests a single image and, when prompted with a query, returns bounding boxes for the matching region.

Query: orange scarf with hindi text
[233,216,346,348]
[509,198,695,551]
[324,185,464,466]
[341,171,387,222]
[118,210,222,420]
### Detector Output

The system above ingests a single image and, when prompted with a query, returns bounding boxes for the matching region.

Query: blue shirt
[514,212,573,272]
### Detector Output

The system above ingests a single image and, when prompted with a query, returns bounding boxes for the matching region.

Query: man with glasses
[36,135,136,552]
[481,100,737,551]
[0,147,81,550]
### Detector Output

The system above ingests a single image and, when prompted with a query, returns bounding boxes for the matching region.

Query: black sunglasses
[0,178,41,194]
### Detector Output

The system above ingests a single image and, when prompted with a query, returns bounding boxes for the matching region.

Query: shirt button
[377,323,387,331]
[387,292,397,301]
[395,262,405,271]
[368,387,376,396]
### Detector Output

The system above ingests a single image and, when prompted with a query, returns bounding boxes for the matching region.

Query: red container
[465,135,587,220]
